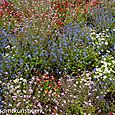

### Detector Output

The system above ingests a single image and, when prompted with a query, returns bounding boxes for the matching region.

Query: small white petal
[105,42,108,45]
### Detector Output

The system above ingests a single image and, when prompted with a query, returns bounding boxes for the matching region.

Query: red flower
[57,21,64,27]
[57,3,60,9]
[59,8,65,12]
[90,0,100,6]
[0,10,3,17]
[65,1,68,7]
[76,3,80,7]
[108,112,113,115]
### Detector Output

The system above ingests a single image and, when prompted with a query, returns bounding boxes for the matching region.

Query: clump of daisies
[94,55,114,80]
[90,29,109,47]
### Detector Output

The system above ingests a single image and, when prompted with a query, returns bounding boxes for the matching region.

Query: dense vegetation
[0,0,115,114]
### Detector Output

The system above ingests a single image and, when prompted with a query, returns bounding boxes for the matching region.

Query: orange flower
[84,4,90,13]
[53,87,57,91]
[44,80,49,83]
[44,89,49,94]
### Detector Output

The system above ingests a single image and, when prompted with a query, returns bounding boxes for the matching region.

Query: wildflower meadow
[0,0,115,114]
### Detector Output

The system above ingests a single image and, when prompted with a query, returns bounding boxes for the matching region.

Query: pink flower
[1,0,10,6]
[36,78,41,83]
[0,5,3,9]
[58,81,62,86]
